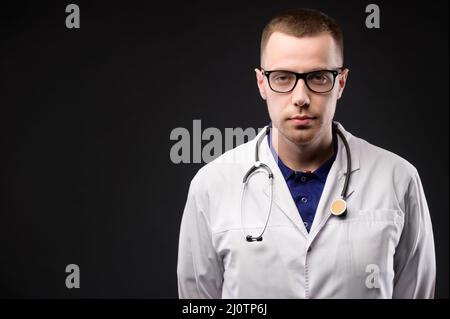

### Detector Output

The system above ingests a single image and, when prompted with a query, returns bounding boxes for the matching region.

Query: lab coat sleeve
[393,168,436,298]
[177,177,224,299]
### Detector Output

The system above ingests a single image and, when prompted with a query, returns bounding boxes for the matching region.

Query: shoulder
[350,133,420,194]
[356,135,417,174]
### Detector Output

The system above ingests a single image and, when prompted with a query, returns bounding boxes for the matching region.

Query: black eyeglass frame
[261,67,345,93]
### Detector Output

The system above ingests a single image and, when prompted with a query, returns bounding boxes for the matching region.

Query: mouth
[288,115,317,126]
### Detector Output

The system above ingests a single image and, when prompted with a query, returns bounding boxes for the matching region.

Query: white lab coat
[177,121,435,299]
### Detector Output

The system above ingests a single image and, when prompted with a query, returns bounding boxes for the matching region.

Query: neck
[271,126,334,173]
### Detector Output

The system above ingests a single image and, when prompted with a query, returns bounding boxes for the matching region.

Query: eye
[270,72,295,84]
[308,71,331,84]
[275,75,289,81]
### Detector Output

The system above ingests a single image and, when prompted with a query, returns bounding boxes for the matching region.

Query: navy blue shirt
[267,124,338,232]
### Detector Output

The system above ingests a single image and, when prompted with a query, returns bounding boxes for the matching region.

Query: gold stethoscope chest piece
[330,197,347,216]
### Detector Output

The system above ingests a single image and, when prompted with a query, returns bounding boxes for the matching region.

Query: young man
[177,9,435,298]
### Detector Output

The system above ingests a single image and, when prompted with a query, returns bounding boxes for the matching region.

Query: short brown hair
[261,8,344,62]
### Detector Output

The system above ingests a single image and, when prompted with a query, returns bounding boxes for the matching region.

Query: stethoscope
[240,125,352,242]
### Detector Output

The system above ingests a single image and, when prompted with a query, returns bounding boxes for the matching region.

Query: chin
[283,127,316,145]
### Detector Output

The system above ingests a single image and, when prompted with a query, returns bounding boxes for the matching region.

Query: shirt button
[300,176,307,182]
[307,246,312,252]
[301,196,308,203]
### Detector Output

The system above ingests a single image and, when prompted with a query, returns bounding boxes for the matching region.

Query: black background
[0,0,448,298]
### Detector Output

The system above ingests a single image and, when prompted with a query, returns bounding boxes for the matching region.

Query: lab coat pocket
[327,209,404,228]
[327,209,404,250]
[346,209,404,254]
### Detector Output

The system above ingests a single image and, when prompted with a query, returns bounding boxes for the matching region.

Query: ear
[337,68,349,100]
[255,68,267,100]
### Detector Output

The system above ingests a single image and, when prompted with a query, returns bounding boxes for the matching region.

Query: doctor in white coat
[177,9,435,299]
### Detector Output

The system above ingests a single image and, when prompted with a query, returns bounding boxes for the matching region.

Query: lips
[289,115,316,120]
[288,115,316,126]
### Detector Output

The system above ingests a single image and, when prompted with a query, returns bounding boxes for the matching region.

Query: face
[256,31,349,147]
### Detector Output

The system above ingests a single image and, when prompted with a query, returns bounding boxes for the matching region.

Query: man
[177,9,435,298]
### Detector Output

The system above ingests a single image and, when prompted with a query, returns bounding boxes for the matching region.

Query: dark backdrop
[0,0,448,298]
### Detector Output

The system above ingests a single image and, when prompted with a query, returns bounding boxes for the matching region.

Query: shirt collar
[267,122,338,183]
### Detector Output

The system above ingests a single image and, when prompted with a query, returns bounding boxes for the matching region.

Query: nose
[291,78,310,108]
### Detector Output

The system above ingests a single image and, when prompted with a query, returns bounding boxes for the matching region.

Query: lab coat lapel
[308,122,361,239]
[260,129,309,237]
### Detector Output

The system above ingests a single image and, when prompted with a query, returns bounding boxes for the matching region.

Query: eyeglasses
[261,67,344,93]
